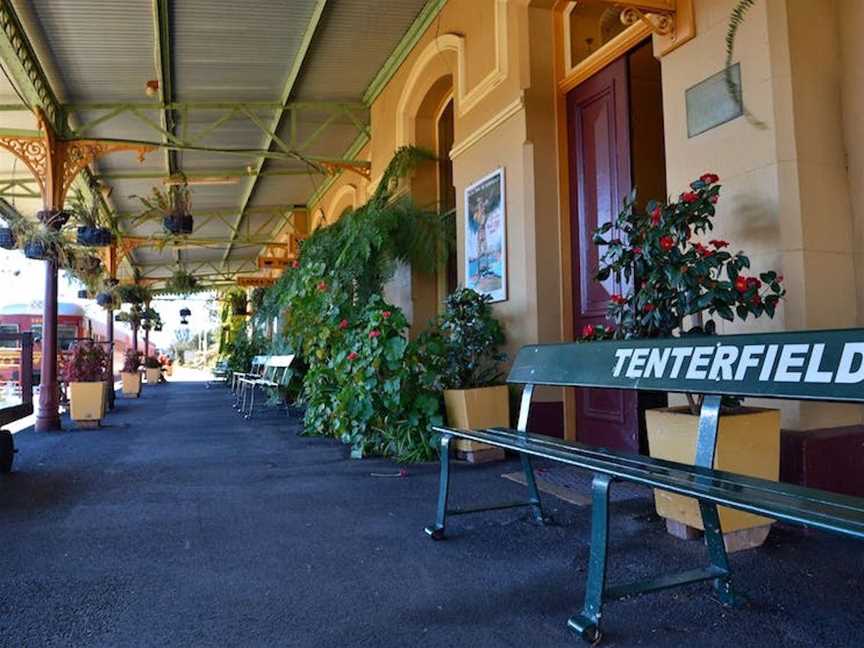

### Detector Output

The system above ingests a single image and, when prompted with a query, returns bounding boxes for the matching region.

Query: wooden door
[566,57,641,452]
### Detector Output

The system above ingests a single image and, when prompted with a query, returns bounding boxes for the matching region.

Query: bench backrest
[261,355,295,383]
[508,328,864,404]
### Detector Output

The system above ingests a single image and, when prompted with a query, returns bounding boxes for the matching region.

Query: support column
[144,325,150,359]
[35,256,60,431]
[106,306,115,411]
[132,325,139,355]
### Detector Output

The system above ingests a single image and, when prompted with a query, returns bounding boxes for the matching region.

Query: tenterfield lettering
[612,342,864,384]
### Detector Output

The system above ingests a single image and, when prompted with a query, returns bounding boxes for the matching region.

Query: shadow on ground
[0,380,861,647]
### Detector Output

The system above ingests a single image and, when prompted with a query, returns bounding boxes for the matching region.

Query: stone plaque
[686,64,743,138]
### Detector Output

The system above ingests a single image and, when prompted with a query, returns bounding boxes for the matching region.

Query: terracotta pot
[145,367,162,384]
[443,385,510,453]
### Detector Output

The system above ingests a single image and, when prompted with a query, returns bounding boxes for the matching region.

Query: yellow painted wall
[660,0,863,430]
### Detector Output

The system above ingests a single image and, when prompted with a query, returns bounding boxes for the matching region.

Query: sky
[0,248,218,350]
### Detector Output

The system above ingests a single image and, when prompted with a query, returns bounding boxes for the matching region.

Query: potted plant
[179,307,191,318]
[120,349,142,397]
[143,355,162,384]
[68,189,113,246]
[63,339,110,428]
[435,288,508,462]
[165,268,198,296]
[589,173,786,549]
[131,183,193,235]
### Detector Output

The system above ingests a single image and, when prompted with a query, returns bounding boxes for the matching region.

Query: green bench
[425,329,864,643]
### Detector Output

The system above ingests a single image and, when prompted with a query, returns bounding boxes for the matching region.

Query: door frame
[552,2,657,441]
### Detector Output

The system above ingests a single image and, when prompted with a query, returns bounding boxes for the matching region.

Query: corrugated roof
[3,0,430,287]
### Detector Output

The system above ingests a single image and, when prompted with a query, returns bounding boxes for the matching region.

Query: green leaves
[588,175,786,340]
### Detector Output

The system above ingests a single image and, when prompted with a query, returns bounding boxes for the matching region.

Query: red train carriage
[0,302,155,383]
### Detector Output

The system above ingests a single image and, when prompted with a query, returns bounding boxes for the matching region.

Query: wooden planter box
[68,382,106,427]
[145,368,162,384]
[647,406,780,549]
[443,385,509,461]
[121,372,142,397]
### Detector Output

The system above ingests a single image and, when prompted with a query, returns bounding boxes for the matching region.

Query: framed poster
[464,167,507,302]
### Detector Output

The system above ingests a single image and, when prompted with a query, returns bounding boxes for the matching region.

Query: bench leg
[568,472,613,644]
[520,453,550,525]
[425,434,453,541]
[245,385,256,419]
[699,500,745,607]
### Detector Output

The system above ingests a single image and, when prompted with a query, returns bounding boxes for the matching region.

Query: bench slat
[434,426,864,540]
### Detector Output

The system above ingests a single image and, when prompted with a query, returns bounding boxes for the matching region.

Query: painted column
[35,253,60,431]
[106,305,115,411]
[132,324,138,355]
[144,325,150,359]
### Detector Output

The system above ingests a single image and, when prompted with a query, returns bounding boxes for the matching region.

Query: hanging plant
[131,182,193,236]
[226,290,248,317]
[165,268,199,295]
[37,208,69,230]
[179,307,192,318]
[77,289,90,299]
[68,189,113,247]
[114,283,152,305]
[96,291,116,309]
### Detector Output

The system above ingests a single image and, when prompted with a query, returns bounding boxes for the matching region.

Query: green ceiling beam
[362,0,447,106]
[152,0,177,177]
[221,0,328,267]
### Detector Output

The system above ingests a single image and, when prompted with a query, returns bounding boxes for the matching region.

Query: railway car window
[0,324,18,348]
[59,326,77,351]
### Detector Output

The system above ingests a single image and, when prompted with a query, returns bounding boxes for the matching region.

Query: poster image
[464,168,506,302]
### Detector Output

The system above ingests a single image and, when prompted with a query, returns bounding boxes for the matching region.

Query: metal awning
[0,0,430,289]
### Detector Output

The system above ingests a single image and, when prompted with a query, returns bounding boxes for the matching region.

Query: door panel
[567,57,641,452]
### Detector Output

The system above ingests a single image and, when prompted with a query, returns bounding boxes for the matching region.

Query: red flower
[290,259,300,269]
[338,319,349,330]
[750,294,762,306]
[746,277,762,290]
[700,173,720,184]
[735,276,748,293]
[610,294,627,306]
[650,207,662,225]
[381,311,391,319]
[317,281,328,292]
[710,195,719,204]
[694,243,713,258]
[777,275,784,283]
[660,236,675,251]
[682,191,699,204]
[347,351,358,361]
[368,329,381,339]
[709,239,729,249]
[643,303,655,313]
[632,246,642,255]
[582,324,595,338]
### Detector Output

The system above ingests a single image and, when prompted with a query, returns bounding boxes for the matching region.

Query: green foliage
[223,326,267,374]
[415,288,506,390]
[165,268,199,296]
[114,284,152,305]
[67,188,104,229]
[130,183,191,220]
[589,174,785,340]
[251,146,457,461]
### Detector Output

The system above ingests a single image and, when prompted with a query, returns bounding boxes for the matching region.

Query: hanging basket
[179,307,192,318]
[77,289,90,299]
[163,211,194,235]
[24,241,48,260]
[77,226,114,247]
[96,292,115,308]
[0,227,15,250]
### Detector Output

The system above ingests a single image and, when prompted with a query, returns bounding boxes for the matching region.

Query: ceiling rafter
[221,0,328,267]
